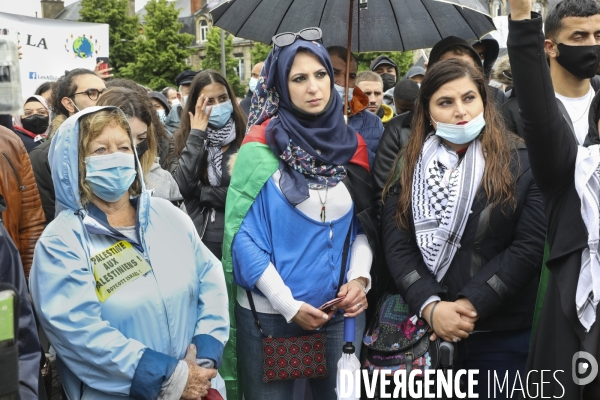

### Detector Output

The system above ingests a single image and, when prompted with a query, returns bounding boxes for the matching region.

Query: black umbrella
[211,0,495,117]
[210,0,495,52]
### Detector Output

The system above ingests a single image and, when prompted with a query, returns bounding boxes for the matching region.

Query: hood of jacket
[348,86,369,116]
[379,103,395,124]
[470,34,500,79]
[49,106,150,223]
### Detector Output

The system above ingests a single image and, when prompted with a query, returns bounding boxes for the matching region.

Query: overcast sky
[0,0,151,18]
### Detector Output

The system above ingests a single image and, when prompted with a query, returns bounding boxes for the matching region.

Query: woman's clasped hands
[181,344,217,400]
[422,298,478,343]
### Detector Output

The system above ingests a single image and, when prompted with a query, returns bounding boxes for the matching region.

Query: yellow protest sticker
[91,240,152,303]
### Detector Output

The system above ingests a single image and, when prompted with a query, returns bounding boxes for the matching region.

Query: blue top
[349,109,384,168]
[232,177,358,308]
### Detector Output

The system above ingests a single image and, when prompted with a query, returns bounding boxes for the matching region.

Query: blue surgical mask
[334,84,353,102]
[207,100,233,129]
[249,77,259,93]
[156,109,167,123]
[432,112,486,145]
[183,95,189,107]
[85,152,137,203]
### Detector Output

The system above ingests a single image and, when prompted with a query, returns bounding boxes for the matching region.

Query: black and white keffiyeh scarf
[574,145,600,331]
[412,133,485,281]
[206,118,236,186]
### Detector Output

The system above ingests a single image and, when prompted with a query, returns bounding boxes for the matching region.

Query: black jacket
[28,139,54,224]
[501,63,600,140]
[508,14,600,399]
[240,90,253,116]
[171,128,238,241]
[382,141,545,333]
[371,111,412,219]
[11,127,42,153]
[0,196,40,400]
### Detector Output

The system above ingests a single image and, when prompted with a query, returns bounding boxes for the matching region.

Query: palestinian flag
[220,120,370,399]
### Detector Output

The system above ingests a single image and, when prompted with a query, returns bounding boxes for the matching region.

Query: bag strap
[247,225,353,337]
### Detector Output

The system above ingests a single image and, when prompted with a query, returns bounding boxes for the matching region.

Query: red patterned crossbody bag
[246,227,351,383]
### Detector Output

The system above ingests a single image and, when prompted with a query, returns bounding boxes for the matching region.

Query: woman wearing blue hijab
[221,30,379,399]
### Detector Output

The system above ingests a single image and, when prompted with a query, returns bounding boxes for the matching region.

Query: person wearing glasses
[29,69,106,224]
[12,95,51,152]
[222,29,377,400]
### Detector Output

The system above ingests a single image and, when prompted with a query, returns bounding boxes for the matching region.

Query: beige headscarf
[13,95,51,137]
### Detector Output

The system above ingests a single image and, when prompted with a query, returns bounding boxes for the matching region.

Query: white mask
[249,77,259,93]
[431,112,486,145]
[334,84,354,102]
[156,109,167,123]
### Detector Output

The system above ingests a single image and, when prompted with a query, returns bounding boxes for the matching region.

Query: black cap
[148,91,171,112]
[428,36,481,71]
[370,56,399,77]
[406,66,425,79]
[175,70,200,87]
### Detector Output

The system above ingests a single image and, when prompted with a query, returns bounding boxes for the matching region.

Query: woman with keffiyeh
[220,32,378,399]
[381,59,546,398]
[171,70,247,259]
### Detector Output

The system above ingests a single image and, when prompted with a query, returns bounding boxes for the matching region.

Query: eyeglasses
[24,108,49,117]
[70,88,105,101]
[272,27,322,48]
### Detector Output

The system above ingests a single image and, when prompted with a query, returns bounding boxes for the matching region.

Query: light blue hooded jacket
[29,107,229,400]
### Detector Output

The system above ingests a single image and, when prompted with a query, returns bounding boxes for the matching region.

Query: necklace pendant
[320,206,326,223]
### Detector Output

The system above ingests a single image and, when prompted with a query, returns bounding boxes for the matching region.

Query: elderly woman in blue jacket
[29,106,229,400]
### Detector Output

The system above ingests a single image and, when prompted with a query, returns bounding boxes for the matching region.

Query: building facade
[40,0,255,85]
[186,0,254,84]
[481,0,559,19]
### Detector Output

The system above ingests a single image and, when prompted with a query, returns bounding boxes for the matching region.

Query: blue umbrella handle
[344,316,355,343]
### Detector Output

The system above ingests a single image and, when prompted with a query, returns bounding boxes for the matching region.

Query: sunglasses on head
[272,27,322,48]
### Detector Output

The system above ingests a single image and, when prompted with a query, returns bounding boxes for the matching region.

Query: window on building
[199,20,208,43]
[234,52,245,81]
[532,2,543,14]
[492,0,502,16]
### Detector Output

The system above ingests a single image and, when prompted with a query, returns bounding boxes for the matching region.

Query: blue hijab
[247,38,358,205]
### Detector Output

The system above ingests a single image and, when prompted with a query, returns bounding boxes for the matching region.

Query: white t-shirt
[555,86,594,145]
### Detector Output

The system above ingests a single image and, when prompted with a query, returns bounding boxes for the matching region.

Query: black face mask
[21,114,49,135]
[380,73,396,92]
[136,139,149,158]
[556,43,600,79]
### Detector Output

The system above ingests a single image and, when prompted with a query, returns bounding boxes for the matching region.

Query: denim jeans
[236,302,366,400]
[455,328,531,400]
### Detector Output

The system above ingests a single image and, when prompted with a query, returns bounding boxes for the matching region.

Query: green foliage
[79,0,140,76]
[355,51,414,77]
[201,27,246,98]
[250,42,272,66]
[120,0,195,90]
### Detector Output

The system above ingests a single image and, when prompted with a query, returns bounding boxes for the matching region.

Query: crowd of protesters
[3,0,600,398]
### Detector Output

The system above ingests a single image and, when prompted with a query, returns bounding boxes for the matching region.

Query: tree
[202,27,245,97]
[250,42,272,66]
[79,0,140,76]
[355,51,415,77]
[120,0,195,90]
